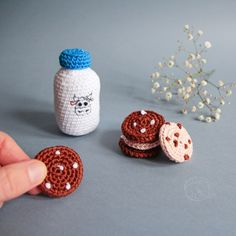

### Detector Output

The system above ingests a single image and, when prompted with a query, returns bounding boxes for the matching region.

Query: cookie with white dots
[35,146,83,197]
[159,122,193,163]
[119,110,165,158]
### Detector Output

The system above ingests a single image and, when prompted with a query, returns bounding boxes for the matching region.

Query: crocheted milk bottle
[54,48,100,136]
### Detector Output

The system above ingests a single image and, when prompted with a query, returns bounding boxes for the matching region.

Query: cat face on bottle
[70,93,93,116]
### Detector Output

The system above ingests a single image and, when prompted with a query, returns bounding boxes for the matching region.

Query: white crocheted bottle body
[54,68,100,136]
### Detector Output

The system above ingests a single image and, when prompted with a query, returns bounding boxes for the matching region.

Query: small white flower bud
[153,82,160,89]
[168,60,174,68]
[187,76,192,82]
[214,113,220,120]
[191,106,197,112]
[197,30,203,36]
[198,115,205,121]
[205,117,212,123]
[165,92,172,101]
[201,80,208,86]
[182,109,188,115]
[205,98,211,104]
[184,24,190,30]
[188,34,193,40]
[226,90,232,96]
[218,80,224,87]
[198,102,204,109]
[220,99,225,105]
[186,87,192,93]
[204,41,212,48]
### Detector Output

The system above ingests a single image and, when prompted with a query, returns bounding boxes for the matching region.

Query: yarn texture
[35,146,83,197]
[54,48,100,136]
[59,48,91,70]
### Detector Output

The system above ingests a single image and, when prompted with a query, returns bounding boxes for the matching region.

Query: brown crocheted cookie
[35,146,83,197]
[121,110,165,143]
[119,138,161,158]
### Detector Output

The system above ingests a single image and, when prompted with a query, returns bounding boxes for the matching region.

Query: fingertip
[27,160,47,185]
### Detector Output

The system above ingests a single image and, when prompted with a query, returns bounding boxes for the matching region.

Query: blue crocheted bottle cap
[59,48,92,70]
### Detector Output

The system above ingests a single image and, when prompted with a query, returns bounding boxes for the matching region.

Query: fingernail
[28,161,47,184]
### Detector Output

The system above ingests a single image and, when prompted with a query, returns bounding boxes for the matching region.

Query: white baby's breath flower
[191,82,196,88]
[204,41,212,48]
[183,93,190,100]
[205,98,211,104]
[191,106,197,112]
[153,82,160,89]
[188,53,195,61]
[198,115,205,121]
[196,53,201,59]
[186,86,192,93]
[198,101,204,109]
[158,62,163,68]
[151,88,156,94]
[187,76,192,82]
[155,72,160,78]
[201,59,207,64]
[226,89,232,96]
[214,113,220,120]
[201,80,208,86]
[205,116,212,123]
[163,87,168,92]
[165,92,172,101]
[168,60,174,68]
[184,24,190,30]
[193,79,198,83]
[185,60,192,68]
[218,80,224,87]
[178,88,183,95]
[151,73,156,78]
[203,90,208,95]
[185,60,189,67]
[197,30,203,36]
[220,99,225,105]
[216,108,222,113]
[182,109,188,115]
[177,79,182,85]
[188,34,193,40]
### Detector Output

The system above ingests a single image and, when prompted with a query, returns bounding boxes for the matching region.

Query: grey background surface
[0,0,236,235]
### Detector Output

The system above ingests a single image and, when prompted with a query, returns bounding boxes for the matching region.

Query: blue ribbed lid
[59,48,92,70]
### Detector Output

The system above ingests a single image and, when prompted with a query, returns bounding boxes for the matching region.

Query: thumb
[0,160,47,202]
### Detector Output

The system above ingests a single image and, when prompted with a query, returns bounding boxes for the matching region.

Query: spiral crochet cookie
[35,146,83,197]
[159,122,193,163]
[119,110,165,158]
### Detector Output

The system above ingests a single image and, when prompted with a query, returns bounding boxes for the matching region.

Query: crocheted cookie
[35,146,83,197]
[121,110,165,143]
[119,138,161,158]
[159,122,193,163]
[119,110,165,158]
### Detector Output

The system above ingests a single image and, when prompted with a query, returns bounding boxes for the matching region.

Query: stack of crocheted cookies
[119,110,193,163]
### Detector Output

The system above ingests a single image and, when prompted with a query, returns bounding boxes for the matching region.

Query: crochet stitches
[54,48,100,136]
[35,146,83,197]
[159,122,193,163]
[59,48,92,70]
[119,110,165,158]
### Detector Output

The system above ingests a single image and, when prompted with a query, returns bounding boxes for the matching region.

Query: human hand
[0,131,47,208]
